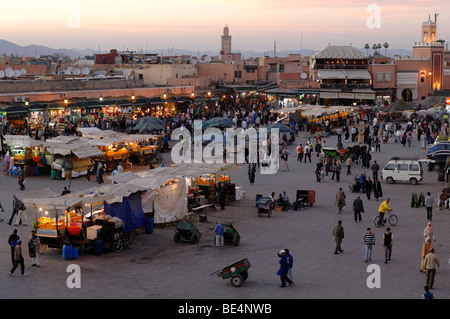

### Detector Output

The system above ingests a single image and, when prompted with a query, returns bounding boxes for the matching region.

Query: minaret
[422,15,437,44]
[221,25,231,55]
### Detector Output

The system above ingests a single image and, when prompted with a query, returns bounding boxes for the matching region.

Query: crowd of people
[2,97,449,298]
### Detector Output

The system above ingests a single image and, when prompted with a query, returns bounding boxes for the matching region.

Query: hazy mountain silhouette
[0,39,412,60]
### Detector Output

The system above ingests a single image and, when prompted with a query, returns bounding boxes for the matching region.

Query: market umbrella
[266,122,294,133]
[134,116,165,126]
[133,121,165,132]
[202,117,235,129]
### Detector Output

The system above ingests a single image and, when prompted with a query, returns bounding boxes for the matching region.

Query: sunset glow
[2,0,450,52]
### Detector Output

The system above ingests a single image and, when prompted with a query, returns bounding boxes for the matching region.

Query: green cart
[209,258,251,287]
[256,196,272,217]
[174,221,201,244]
[215,223,241,246]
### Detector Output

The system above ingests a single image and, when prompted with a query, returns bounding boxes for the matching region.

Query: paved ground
[0,125,449,301]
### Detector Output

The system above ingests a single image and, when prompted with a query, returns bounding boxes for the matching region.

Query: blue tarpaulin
[103,193,145,233]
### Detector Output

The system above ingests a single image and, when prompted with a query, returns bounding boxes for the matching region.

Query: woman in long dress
[423,222,434,243]
[420,236,432,272]
[3,151,10,174]
[373,178,382,201]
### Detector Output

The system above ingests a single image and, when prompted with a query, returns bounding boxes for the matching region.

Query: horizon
[1,1,449,54]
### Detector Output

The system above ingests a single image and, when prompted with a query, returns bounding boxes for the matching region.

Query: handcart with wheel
[174,220,201,244]
[256,196,272,217]
[222,223,241,246]
[209,258,251,287]
[296,190,315,207]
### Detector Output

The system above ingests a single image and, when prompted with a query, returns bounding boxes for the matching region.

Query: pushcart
[349,176,361,193]
[296,190,315,207]
[209,258,251,287]
[322,147,349,163]
[256,196,272,217]
[93,218,130,253]
[222,223,241,246]
[174,220,201,244]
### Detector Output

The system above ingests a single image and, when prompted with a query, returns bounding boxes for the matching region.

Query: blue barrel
[93,238,103,255]
[256,194,262,207]
[62,245,73,260]
[145,218,154,234]
[34,166,38,176]
[72,247,79,259]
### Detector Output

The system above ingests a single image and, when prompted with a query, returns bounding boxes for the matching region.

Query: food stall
[44,136,103,178]
[127,135,163,166]
[300,105,355,127]
[90,138,130,171]
[19,189,85,251]
[4,135,50,176]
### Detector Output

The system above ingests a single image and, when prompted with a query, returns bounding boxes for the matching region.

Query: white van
[380,157,424,185]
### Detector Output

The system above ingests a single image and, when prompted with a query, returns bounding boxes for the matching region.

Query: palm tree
[383,42,389,57]
[372,44,378,55]
[377,43,382,53]
[364,43,370,55]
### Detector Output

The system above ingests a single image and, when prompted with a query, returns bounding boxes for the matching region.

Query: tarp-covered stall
[104,192,145,233]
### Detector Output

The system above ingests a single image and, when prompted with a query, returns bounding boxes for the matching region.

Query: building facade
[369,16,446,105]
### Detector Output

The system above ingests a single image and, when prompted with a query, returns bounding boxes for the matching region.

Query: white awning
[318,70,347,79]
[318,69,371,80]
[345,69,371,80]
[72,146,104,159]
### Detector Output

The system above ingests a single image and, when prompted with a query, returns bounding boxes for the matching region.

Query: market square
[0,121,449,299]
[1,1,450,304]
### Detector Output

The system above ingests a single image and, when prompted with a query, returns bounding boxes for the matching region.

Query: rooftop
[312,46,369,60]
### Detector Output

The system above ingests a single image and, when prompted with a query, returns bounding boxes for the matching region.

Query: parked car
[426,141,450,155]
[425,150,450,171]
[380,157,424,185]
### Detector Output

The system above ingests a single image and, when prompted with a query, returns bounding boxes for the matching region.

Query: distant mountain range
[0,39,413,60]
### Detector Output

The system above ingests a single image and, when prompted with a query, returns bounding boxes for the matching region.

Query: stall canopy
[78,127,157,144]
[202,117,236,129]
[16,187,59,201]
[21,192,82,210]
[4,135,45,148]
[44,136,103,158]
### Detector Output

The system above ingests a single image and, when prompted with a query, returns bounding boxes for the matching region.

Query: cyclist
[335,188,346,214]
[378,198,392,226]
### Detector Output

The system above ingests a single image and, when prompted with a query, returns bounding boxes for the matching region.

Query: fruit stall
[19,189,85,251]
[4,135,50,176]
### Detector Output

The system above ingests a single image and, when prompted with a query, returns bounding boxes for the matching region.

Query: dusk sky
[2,0,449,53]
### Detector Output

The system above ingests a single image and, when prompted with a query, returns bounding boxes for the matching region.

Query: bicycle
[373,210,398,228]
